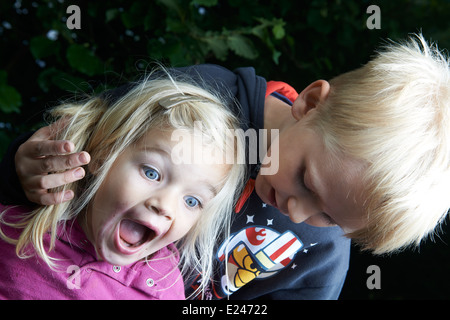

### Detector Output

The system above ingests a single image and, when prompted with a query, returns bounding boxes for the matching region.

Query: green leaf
[37,68,89,93]
[0,86,22,113]
[66,44,104,76]
[0,70,22,114]
[191,0,218,7]
[158,0,181,13]
[272,50,282,65]
[227,34,258,60]
[272,23,285,40]
[120,3,147,29]
[105,8,119,23]
[30,36,60,59]
[202,36,228,60]
[166,17,185,33]
[166,42,193,66]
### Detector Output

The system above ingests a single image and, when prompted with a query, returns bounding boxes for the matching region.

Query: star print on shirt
[240,196,320,277]
[303,243,319,254]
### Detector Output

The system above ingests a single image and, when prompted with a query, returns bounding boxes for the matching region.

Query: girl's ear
[291,80,330,120]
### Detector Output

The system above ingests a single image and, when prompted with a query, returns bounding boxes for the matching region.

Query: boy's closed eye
[298,167,336,225]
[298,167,314,195]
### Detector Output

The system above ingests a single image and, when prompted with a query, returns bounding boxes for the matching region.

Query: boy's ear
[292,80,330,120]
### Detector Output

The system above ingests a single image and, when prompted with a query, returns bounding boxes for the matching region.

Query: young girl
[0,70,246,299]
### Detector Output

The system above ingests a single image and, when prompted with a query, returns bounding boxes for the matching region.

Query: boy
[1,34,449,299]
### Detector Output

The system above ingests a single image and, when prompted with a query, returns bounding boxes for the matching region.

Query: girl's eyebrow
[201,181,218,198]
[137,145,171,157]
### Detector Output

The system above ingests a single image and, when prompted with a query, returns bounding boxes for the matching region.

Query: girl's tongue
[119,219,148,246]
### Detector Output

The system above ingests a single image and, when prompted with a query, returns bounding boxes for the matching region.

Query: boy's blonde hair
[310,34,450,254]
[1,69,246,297]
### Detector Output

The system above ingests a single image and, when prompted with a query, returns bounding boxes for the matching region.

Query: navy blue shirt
[202,190,350,300]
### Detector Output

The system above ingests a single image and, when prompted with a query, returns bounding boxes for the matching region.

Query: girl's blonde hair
[0,69,246,297]
[309,34,450,254]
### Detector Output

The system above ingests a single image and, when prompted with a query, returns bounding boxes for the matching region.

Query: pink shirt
[0,204,185,300]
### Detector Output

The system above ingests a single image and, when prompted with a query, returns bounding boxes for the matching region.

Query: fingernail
[74,168,85,179]
[79,152,89,164]
[64,142,72,153]
[63,191,74,201]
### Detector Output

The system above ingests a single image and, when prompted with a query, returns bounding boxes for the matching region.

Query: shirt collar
[56,218,98,258]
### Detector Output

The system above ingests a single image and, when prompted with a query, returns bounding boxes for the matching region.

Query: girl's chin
[94,240,138,266]
[97,248,138,266]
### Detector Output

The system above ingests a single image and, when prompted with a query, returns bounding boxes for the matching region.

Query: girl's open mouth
[116,219,157,254]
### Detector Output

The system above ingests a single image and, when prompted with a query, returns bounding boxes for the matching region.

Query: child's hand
[15,124,91,205]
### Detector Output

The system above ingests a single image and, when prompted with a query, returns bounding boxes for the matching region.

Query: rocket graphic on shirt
[188,179,317,300]
[216,226,303,295]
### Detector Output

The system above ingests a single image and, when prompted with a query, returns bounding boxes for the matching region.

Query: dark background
[1,0,449,299]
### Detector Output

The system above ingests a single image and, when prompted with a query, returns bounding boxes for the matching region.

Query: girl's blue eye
[184,196,200,208]
[144,167,160,181]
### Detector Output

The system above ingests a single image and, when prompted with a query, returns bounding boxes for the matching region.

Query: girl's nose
[144,193,175,221]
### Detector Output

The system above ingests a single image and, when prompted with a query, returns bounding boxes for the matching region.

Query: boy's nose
[286,197,316,224]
